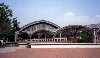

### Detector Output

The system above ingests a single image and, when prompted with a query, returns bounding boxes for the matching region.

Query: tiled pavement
[0,48,100,58]
[0,46,23,53]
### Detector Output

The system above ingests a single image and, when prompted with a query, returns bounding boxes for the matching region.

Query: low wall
[18,43,31,48]
[31,43,100,48]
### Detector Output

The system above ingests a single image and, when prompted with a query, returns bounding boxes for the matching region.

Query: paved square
[0,48,100,58]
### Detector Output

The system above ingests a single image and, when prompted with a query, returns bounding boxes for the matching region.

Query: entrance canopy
[18,20,61,39]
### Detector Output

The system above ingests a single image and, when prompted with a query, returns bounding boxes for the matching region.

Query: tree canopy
[0,3,20,41]
[56,25,93,43]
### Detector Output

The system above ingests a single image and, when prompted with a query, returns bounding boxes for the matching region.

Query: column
[34,38,35,41]
[15,34,17,42]
[60,32,62,38]
[38,34,40,39]
[65,38,67,41]
[6,37,8,42]
[60,39,62,41]
[45,39,47,41]
[93,29,96,43]
[29,34,32,41]
[57,39,58,41]
[53,39,55,42]
[52,39,53,42]
[65,38,66,41]
[45,39,46,41]
[45,34,46,39]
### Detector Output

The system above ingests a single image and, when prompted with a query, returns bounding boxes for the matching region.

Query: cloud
[95,15,100,19]
[56,12,100,27]
[64,12,76,17]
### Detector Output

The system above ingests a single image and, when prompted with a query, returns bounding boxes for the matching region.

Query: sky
[0,0,100,27]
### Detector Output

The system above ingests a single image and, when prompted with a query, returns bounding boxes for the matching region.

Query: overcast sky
[1,0,100,27]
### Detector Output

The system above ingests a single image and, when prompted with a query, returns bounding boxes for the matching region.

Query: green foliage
[58,25,93,43]
[12,17,20,33]
[72,40,78,43]
[0,3,12,35]
[74,29,93,43]
[0,3,20,41]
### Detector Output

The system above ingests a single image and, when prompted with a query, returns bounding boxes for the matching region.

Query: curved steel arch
[19,20,61,33]
[32,29,55,34]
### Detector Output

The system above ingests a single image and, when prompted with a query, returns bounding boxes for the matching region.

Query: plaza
[0,0,100,58]
[0,48,100,58]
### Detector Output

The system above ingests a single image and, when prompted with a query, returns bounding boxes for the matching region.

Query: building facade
[16,20,100,43]
[17,20,67,42]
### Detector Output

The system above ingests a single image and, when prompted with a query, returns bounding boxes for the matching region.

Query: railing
[30,38,67,42]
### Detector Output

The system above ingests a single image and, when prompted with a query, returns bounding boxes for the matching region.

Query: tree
[0,3,20,41]
[12,17,20,33]
[57,25,93,43]
[77,28,93,43]
[0,3,12,37]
